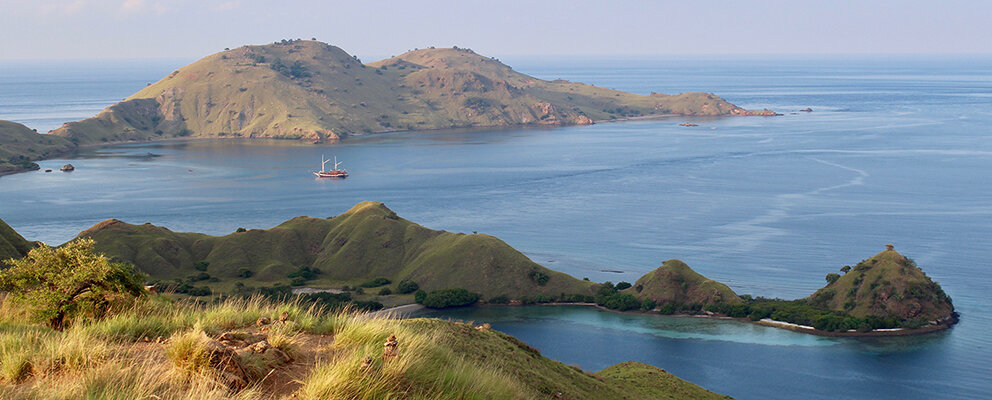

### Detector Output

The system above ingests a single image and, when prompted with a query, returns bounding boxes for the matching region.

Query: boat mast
[334,156,342,170]
[320,154,332,173]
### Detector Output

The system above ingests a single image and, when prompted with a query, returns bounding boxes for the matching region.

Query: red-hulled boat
[314,155,348,178]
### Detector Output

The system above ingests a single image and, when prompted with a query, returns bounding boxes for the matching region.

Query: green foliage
[397,280,419,294]
[528,270,549,286]
[414,290,427,303]
[418,288,480,309]
[235,227,247,233]
[487,295,510,304]
[359,277,391,288]
[193,261,209,271]
[825,273,841,284]
[640,298,657,311]
[377,287,392,296]
[840,265,851,274]
[596,293,642,311]
[238,268,254,278]
[288,266,321,281]
[615,281,632,291]
[0,238,145,330]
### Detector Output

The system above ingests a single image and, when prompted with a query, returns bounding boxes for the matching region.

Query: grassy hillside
[0,120,76,175]
[809,246,954,322]
[77,201,593,299]
[0,296,730,399]
[50,39,771,145]
[0,218,33,262]
[624,259,742,307]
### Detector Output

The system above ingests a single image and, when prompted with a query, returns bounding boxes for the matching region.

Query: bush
[487,295,510,304]
[193,261,209,271]
[641,298,657,311]
[359,278,391,288]
[825,273,841,284]
[397,280,419,294]
[414,290,427,303]
[290,277,306,287]
[615,281,632,291]
[238,268,254,278]
[0,238,145,330]
[288,266,320,281]
[595,293,642,311]
[378,287,392,296]
[235,227,247,233]
[528,270,550,286]
[418,288,480,309]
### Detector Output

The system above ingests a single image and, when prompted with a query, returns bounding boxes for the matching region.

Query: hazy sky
[2,0,990,61]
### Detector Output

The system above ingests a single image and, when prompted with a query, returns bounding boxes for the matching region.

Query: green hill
[0,217,33,262]
[809,245,954,322]
[624,259,742,307]
[50,39,771,145]
[76,201,593,299]
[0,120,76,176]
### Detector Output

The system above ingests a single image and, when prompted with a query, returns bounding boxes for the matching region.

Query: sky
[1,0,990,61]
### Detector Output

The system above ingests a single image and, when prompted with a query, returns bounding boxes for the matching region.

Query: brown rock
[279,311,290,322]
[381,334,399,362]
[203,340,251,390]
[256,316,271,326]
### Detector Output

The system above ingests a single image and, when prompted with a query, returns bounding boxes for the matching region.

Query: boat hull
[314,171,348,178]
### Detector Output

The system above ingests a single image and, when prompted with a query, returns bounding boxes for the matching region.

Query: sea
[1,55,990,399]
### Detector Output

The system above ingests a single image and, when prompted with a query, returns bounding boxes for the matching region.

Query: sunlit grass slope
[0,296,731,399]
[0,217,33,261]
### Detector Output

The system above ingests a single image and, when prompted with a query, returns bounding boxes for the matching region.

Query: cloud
[212,0,240,11]
[119,0,171,15]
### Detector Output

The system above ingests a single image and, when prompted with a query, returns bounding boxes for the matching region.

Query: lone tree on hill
[0,238,145,331]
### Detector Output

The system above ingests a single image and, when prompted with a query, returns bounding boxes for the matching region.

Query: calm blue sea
[1,55,991,399]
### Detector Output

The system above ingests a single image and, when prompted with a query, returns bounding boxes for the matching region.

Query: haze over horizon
[1,0,990,61]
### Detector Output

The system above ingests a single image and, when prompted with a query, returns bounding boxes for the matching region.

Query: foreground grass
[0,295,730,399]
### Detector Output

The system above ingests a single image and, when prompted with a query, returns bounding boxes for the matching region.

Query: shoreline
[0,111,730,180]
[412,301,957,338]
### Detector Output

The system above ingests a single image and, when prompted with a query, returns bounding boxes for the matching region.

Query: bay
[1,55,990,399]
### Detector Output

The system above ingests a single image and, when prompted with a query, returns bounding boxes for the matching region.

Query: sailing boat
[314,155,348,178]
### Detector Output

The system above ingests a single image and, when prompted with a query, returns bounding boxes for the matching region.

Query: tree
[397,280,419,294]
[0,238,145,331]
[825,273,841,284]
[615,281,632,291]
[840,265,852,274]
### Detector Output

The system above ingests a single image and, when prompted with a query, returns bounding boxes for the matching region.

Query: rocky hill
[624,259,742,307]
[0,120,76,176]
[50,40,771,145]
[76,201,593,299]
[0,217,34,261]
[808,245,954,322]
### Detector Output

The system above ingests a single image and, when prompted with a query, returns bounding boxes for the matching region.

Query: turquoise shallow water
[1,56,991,399]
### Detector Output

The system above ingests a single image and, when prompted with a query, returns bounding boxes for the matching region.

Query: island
[50,39,775,145]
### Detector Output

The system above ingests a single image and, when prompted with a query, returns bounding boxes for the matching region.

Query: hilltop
[0,120,76,176]
[76,201,593,299]
[0,218,33,261]
[50,40,773,145]
[0,296,731,399]
[624,259,742,308]
[808,245,954,323]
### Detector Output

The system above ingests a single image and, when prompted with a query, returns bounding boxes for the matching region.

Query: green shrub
[0,239,145,330]
[193,261,209,271]
[615,281,632,291]
[359,278,391,288]
[487,295,510,304]
[414,290,427,303]
[418,288,480,309]
[397,280,419,294]
[528,270,550,286]
[825,273,841,284]
[238,268,254,278]
[378,287,392,296]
